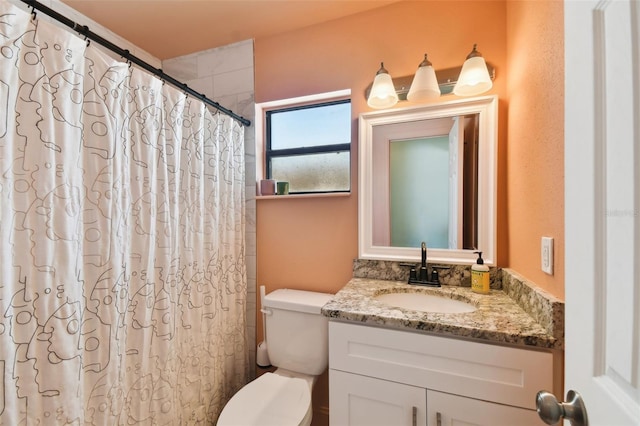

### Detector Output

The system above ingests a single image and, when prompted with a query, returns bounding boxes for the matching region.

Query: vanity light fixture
[366,62,399,109]
[453,44,493,96]
[365,44,495,109]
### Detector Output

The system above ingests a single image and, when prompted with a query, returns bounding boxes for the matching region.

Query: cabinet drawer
[329,321,553,409]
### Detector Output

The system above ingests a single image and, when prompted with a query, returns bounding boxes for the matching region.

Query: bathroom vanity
[338,94,563,425]
[322,275,563,426]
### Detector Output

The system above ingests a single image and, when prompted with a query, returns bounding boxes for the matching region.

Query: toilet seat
[217,372,311,426]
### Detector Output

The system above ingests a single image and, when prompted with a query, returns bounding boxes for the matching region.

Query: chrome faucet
[407,241,441,287]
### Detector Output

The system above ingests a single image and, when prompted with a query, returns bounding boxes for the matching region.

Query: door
[370,116,457,248]
[564,1,640,425]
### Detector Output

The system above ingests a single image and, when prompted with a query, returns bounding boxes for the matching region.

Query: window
[263,96,351,194]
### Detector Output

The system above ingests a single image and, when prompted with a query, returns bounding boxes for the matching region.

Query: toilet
[217,288,333,426]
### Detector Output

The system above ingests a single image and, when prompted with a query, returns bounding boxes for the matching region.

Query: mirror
[358,95,497,265]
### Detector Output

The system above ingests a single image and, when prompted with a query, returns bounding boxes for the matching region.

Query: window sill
[256,192,351,200]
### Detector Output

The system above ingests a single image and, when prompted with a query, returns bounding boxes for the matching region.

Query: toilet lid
[217,372,310,426]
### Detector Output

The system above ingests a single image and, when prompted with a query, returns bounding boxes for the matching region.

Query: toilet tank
[263,289,333,376]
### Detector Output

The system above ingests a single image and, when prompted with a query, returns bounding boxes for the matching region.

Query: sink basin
[374,292,477,314]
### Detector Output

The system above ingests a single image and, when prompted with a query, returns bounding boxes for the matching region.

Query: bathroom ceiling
[60,0,400,60]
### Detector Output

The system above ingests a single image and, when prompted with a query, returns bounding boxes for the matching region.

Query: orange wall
[254,0,566,420]
[254,2,508,420]
[255,0,508,300]
[506,0,565,300]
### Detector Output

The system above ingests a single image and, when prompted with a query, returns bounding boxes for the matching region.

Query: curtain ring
[30,6,37,21]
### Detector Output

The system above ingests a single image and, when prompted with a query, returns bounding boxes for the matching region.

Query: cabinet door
[330,370,426,426]
[426,390,540,426]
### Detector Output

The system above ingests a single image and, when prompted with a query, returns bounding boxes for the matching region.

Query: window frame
[255,89,352,196]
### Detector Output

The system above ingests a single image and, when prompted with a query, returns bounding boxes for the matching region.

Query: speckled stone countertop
[321,277,563,350]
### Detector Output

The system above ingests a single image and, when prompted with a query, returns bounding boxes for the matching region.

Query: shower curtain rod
[21,0,252,127]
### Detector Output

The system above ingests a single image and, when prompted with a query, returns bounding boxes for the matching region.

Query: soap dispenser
[471,251,490,294]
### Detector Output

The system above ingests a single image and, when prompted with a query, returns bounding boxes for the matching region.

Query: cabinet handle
[436,412,442,426]
[412,406,417,426]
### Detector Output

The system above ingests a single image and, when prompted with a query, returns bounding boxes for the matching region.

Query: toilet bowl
[216,370,314,426]
[216,288,333,426]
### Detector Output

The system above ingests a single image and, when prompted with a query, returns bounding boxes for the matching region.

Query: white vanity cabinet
[329,321,556,426]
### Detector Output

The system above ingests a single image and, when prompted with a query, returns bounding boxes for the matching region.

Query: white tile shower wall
[163,40,257,378]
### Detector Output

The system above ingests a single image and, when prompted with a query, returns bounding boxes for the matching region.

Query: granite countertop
[321,277,561,349]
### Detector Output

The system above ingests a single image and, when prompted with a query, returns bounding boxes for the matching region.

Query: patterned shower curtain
[0,2,248,424]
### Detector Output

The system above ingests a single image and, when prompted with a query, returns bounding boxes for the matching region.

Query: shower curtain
[0,2,248,424]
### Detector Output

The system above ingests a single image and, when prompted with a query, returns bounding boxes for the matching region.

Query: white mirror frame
[358,95,498,265]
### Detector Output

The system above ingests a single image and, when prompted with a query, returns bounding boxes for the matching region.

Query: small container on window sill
[259,179,276,196]
[276,181,289,195]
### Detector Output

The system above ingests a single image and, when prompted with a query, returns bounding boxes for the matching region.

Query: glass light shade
[367,64,399,109]
[453,55,493,96]
[407,61,440,102]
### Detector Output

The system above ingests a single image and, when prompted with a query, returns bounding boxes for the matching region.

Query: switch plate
[541,237,554,275]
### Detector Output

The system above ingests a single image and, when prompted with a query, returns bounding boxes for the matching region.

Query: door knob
[536,390,588,426]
